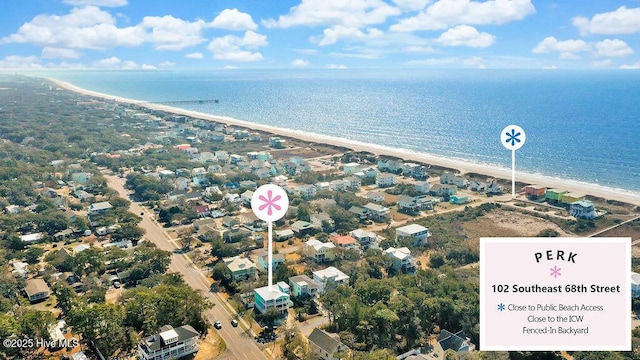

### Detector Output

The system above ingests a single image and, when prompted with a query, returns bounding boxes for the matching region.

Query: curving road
[106,175,267,360]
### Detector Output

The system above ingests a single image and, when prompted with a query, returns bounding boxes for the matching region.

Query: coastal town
[1,75,640,360]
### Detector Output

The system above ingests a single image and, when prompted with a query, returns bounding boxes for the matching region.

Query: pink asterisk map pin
[251,184,289,290]
[258,189,282,216]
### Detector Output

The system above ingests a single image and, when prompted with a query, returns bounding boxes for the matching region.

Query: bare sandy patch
[462,210,572,245]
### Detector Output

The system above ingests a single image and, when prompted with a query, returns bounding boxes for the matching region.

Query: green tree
[23,246,45,264]
[296,205,311,222]
[20,310,55,339]
[53,285,75,315]
[256,308,281,330]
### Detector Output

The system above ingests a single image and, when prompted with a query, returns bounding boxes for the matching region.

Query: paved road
[106,176,267,360]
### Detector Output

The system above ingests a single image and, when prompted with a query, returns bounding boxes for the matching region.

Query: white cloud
[1,6,145,49]
[94,56,122,67]
[185,52,204,59]
[542,65,557,70]
[391,0,535,32]
[240,30,268,48]
[559,52,580,60]
[317,26,383,46]
[291,59,309,67]
[329,51,381,59]
[263,0,400,28]
[591,59,612,67]
[159,61,175,67]
[63,0,127,7]
[533,36,633,60]
[223,65,239,69]
[436,25,495,48]
[2,7,212,52]
[573,6,640,36]
[41,47,81,59]
[326,63,348,69]
[0,55,42,69]
[392,0,432,11]
[406,57,457,65]
[405,56,484,66]
[207,31,268,62]
[93,56,138,69]
[620,60,640,69]
[141,16,207,50]
[403,45,434,53]
[533,36,590,54]
[141,64,157,70]
[593,39,633,57]
[211,8,258,31]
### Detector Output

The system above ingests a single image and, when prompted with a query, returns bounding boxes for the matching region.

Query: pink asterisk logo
[550,265,561,278]
[258,190,282,216]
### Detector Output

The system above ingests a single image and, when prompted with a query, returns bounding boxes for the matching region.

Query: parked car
[214,321,222,330]
[231,319,238,327]
[113,281,121,289]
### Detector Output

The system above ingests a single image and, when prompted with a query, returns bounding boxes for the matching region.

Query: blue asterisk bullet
[497,303,506,312]
[505,129,521,147]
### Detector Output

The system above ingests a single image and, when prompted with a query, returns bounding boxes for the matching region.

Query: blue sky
[1,0,640,70]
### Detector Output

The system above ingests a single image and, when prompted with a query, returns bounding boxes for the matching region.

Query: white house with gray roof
[138,324,199,360]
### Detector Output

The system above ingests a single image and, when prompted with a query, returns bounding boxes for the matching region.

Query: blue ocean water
[41,69,640,192]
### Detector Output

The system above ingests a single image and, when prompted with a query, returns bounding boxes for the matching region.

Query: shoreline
[48,77,640,207]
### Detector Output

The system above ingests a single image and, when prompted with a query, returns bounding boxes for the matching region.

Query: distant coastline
[48,77,640,207]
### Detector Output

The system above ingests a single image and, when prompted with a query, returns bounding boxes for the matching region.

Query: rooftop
[254,285,289,301]
[385,247,412,260]
[396,224,429,235]
[226,258,256,272]
[313,266,349,282]
[331,234,357,246]
[24,278,50,296]
[308,328,342,354]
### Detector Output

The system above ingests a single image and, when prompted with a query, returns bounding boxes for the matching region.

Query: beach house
[313,267,350,294]
[376,173,396,188]
[304,238,336,263]
[330,234,358,250]
[343,163,361,174]
[343,176,362,190]
[289,275,321,298]
[524,185,547,200]
[88,201,112,214]
[308,328,349,360]
[362,191,385,203]
[350,228,380,250]
[310,213,335,231]
[434,329,476,357]
[561,192,586,206]
[632,272,640,298]
[545,189,567,204]
[415,181,430,194]
[363,203,390,222]
[396,224,430,246]
[385,247,417,274]
[430,183,457,197]
[254,283,292,316]
[255,248,285,272]
[570,200,597,219]
[24,278,51,303]
[224,257,257,281]
[138,325,200,360]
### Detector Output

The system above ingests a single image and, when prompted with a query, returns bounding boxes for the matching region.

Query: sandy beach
[49,78,640,207]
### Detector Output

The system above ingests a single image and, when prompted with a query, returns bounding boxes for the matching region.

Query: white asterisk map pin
[501,125,526,198]
[251,184,289,290]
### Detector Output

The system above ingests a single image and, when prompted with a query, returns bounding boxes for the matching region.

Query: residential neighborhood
[1,76,639,360]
